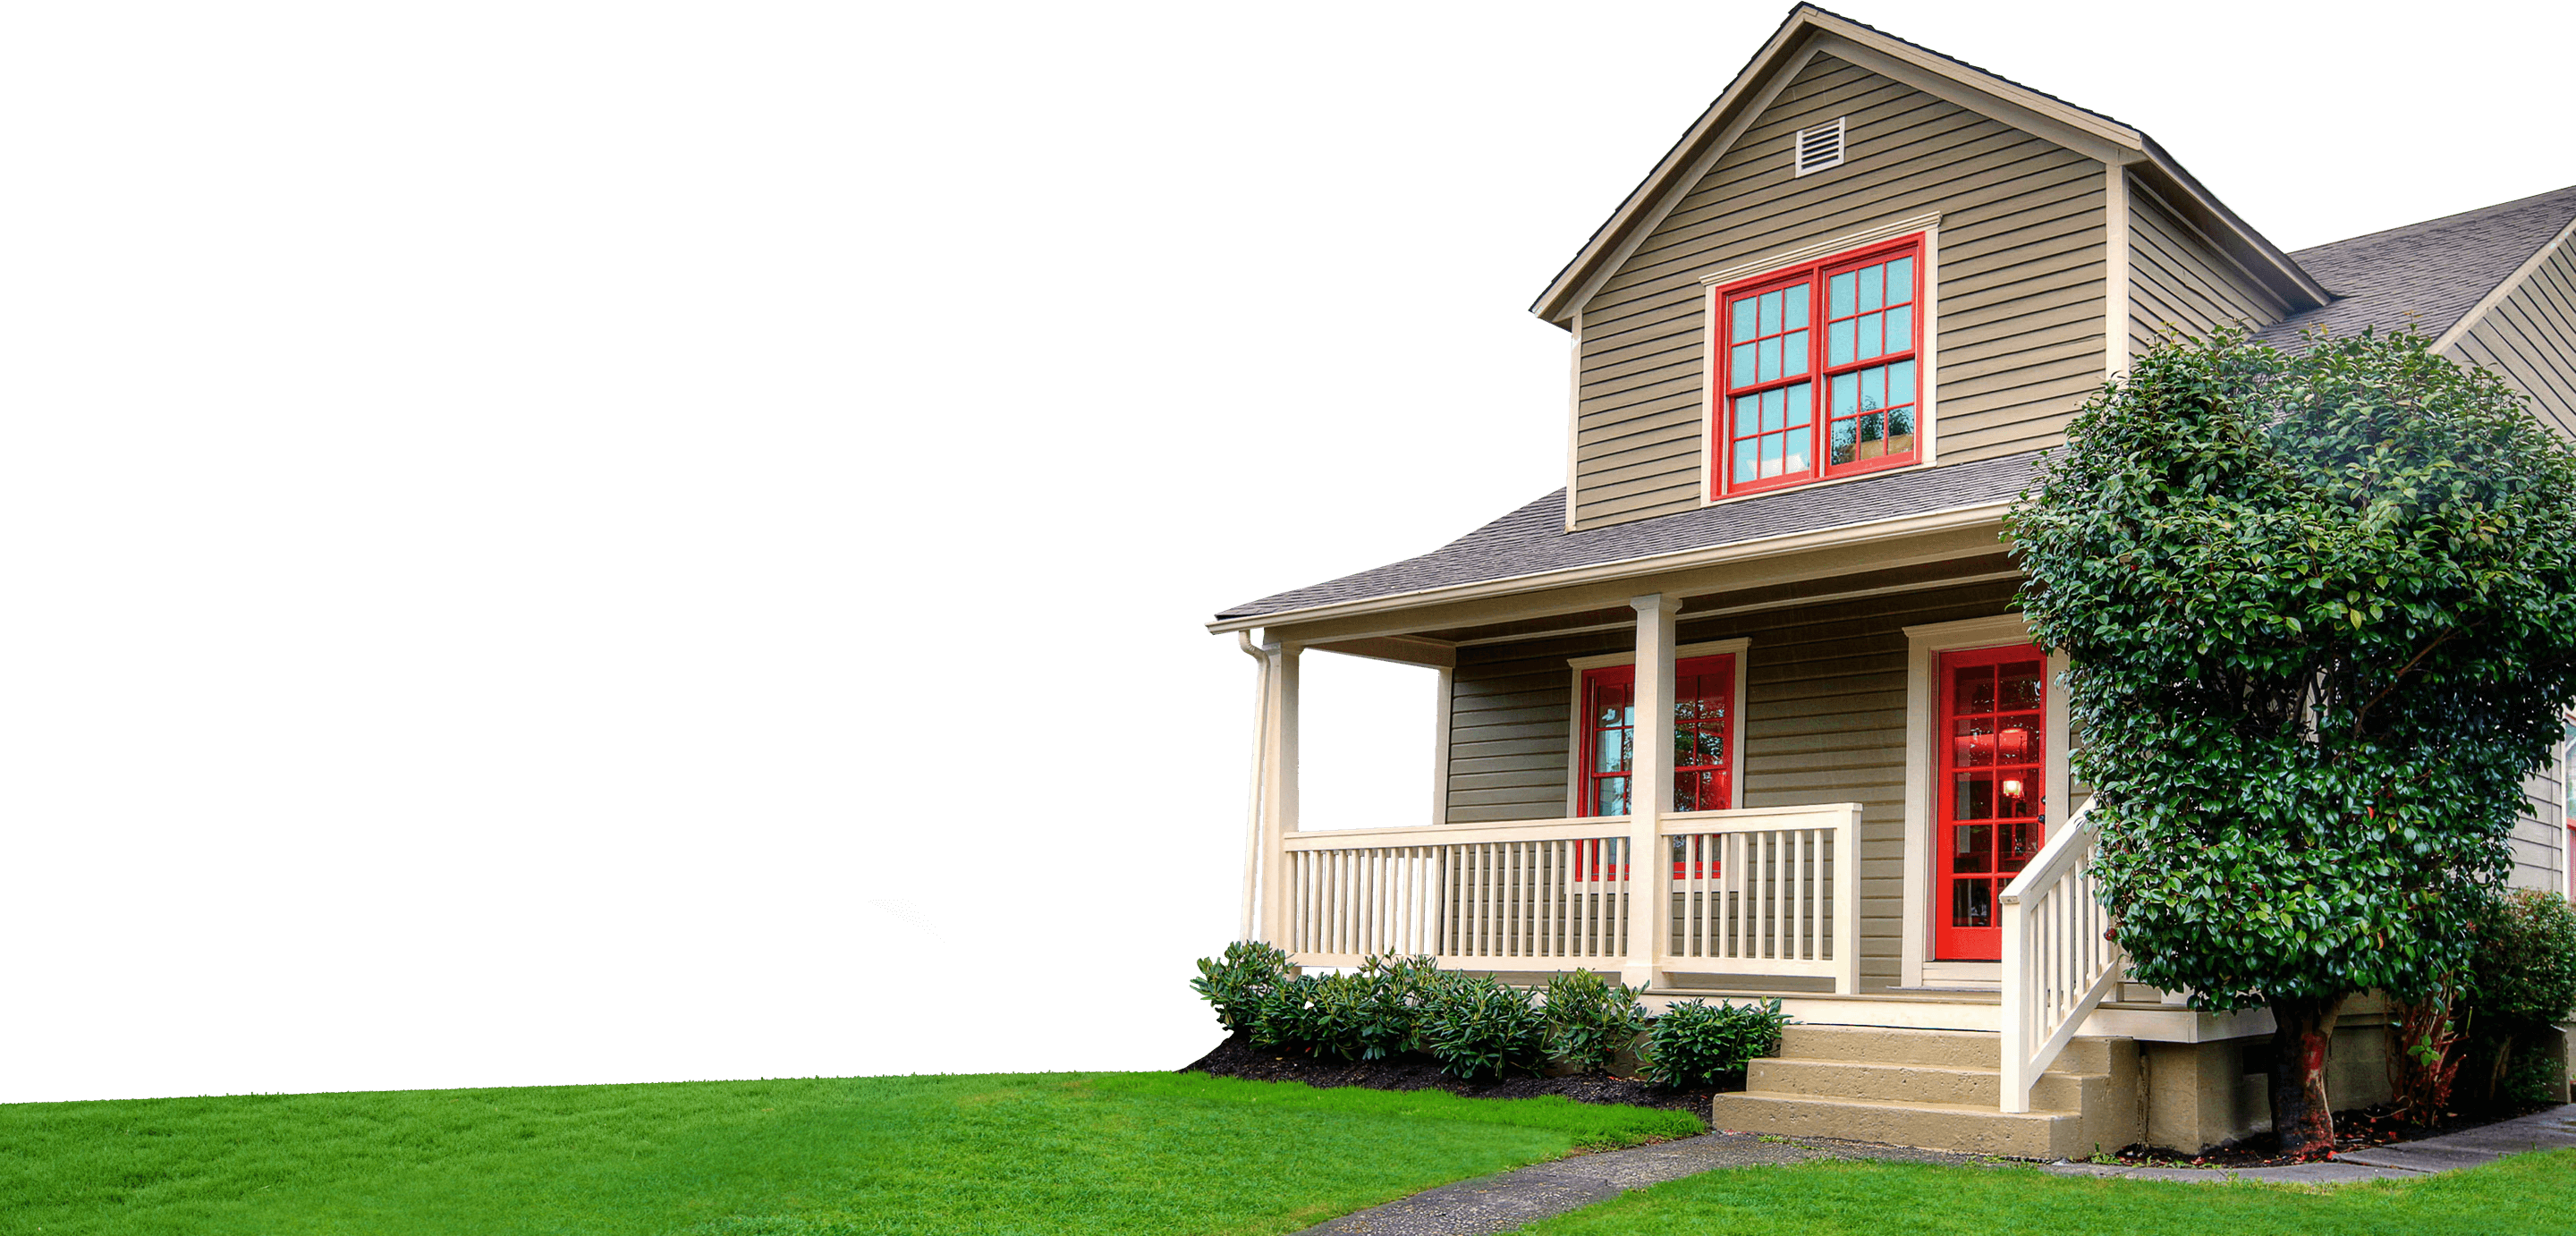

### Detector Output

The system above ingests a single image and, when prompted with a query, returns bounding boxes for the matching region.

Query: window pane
[1785,283,1809,329]
[1760,433,1784,478]
[1890,360,1916,405]
[1733,298,1756,343]
[1598,727,1631,774]
[1596,776,1629,817]
[1863,365,1886,411]
[1827,319,1853,367]
[1829,270,1855,317]
[1734,394,1760,436]
[1758,335,1781,383]
[1886,257,1913,303]
[1784,430,1809,474]
[1830,416,1858,464]
[1885,304,1911,352]
[1733,437,1756,483]
[1859,311,1883,360]
[1832,370,1858,416]
[1860,263,1885,312]
[1887,403,1916,447]
[1953,824,1994,874]
[1731,343,1755,385]
[1761,387,1784,432]
[1785,382,1810,428]
[1782,330,1808,377]
[1759,291,1783,336]
[1953,878,1992,928]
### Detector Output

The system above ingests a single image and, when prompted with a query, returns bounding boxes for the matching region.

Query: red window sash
[1580,654,1738,880]
[1712,234,1923,499]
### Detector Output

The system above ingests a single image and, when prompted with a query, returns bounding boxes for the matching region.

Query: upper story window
[1713,235,1922,497]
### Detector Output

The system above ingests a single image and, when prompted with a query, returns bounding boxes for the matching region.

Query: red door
[1934,645,2046,961]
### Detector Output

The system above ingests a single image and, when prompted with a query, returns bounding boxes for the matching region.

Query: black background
[14,7,2555,1102]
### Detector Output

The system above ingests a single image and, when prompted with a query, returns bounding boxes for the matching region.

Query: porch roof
[1214,451,2038,623]
[2256,182,2576,351]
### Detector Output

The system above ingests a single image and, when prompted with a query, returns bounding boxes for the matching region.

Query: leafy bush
[1543,969,1648,1074]
[1354,953,1445,1056]
[1419,973,1548,1081]
[2466,889,2576,1037]
[1224,951,1443,1062]
[1640,998,1788,1089]
[1191,941,1293,1033]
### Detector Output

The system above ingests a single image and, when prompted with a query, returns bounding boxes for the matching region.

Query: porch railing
[1662,804,1861,993]
[1278,803,1860,992]
[1996,795,2123,1113]
[1281,819,1634,966]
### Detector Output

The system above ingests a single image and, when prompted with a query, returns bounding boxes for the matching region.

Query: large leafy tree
[2011,328,2576,1156]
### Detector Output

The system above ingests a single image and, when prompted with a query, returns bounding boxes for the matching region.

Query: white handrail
[1997,796,2124,1113]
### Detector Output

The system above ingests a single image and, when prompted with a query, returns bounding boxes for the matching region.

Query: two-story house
[1207,5,2576,1156]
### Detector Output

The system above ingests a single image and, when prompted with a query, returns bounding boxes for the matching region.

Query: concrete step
[1775,1025,2125,1074]
[1748,1056,2108,1111]
[1710,1091,2089,1159]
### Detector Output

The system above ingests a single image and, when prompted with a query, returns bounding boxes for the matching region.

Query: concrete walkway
[1295,1105,2576,1234]
[2043,1103,2576,1185]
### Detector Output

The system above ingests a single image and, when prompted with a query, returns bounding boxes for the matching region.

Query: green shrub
[1543,969,1648,1074]
[1420,973,1548,1081]
[1191,941,1294,1033]
[1231,952,1445,1062]
[1640,998,1789,1089]
[1355,953,1445,1057]
[2466,888,2576,1037]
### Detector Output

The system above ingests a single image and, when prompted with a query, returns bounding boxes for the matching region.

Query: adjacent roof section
[2256,183,2576,351]
[1215,453,2038,623]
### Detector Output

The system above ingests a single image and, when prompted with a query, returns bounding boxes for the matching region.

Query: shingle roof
[1215,453,2038,621]
[2256,183,2576,351]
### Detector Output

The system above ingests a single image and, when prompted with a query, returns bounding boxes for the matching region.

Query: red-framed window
[1579,655,1737,818]
[1712,235,1921,497]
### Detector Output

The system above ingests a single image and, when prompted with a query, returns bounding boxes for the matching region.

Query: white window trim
[1696,212,1943,510]
[1896,614,2069,987]
[1564,639,1752,818]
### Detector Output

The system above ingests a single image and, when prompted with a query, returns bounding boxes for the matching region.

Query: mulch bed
[1181,1032,1722,1122]
[2107,1100,2558,1168]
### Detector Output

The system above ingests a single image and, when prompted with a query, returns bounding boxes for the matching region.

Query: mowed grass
[1518,1151,2576,1236]
[0,1071,1699,1236]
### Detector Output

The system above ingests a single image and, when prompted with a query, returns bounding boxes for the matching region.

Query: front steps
[1709,1025,2143,1159]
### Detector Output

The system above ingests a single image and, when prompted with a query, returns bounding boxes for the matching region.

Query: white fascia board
[1205,499,2012,636]
[1524,2,2153,328]
[2434,211,2576,352]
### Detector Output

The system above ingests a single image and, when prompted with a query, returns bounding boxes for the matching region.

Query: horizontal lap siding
[2447,239,2576,441]
[1571,52,2105,529]
[2127,186,2285,353]
[1445,575,2024,990]
[2512,760,2567,893]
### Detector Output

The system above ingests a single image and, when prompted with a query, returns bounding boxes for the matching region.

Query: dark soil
[2108,1099,2557,1168]
[1181,1032,1723,1122]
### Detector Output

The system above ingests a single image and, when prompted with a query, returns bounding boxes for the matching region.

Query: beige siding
[1571,52,2106,529]
[2512,758,2568,893]
[2447,238,2576,441]
[1445,576,2022,991]
[2126,182,2286,354]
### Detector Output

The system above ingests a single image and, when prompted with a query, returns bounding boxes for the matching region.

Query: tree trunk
[2267,995,2345,1158]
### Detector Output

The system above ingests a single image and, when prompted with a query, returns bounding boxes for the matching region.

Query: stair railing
[1996,796,2123,1113]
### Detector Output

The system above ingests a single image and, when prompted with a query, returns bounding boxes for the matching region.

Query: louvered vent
[1793,117,1846,176]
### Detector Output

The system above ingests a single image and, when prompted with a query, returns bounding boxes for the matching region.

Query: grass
[1516,1151,2576,1235]
[0,1071,1699,1236]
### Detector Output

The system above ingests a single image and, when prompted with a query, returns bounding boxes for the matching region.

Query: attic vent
[1793,117,1846,176]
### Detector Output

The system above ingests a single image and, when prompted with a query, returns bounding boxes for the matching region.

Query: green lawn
[0,1071,1698,1236]
[1517,1152,2576,1236]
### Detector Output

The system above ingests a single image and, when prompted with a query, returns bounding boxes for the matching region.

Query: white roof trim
[1205,499,2012,635]
[1524,2,2339,326]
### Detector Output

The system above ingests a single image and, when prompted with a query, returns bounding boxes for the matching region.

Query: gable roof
[1212,452,2037,625]
[1531,4,2328,327]
[2255,183,2576,351]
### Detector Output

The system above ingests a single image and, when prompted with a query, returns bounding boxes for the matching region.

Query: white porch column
[1624,594,1676,988]
[1258,642,1301,949]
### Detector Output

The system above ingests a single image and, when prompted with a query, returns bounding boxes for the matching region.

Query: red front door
[1933,645,2046,961]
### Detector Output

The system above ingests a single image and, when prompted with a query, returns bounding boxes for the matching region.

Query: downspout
[1237,631,1272,942]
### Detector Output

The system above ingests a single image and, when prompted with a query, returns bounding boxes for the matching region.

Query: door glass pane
[1952,879,1992,928]
[1996,715,2042,765]
[2000,663,2043,710]
[2000,820,2040,872]
[1955,666,1996,714]
[1953,824,1993,873]
[1953,772,1995,820]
